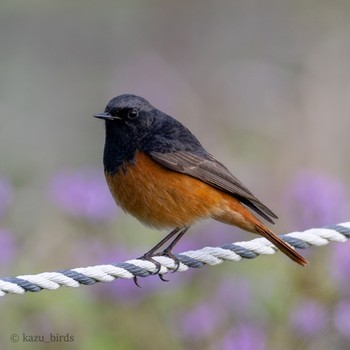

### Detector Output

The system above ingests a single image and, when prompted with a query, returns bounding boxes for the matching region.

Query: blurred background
[1,1,350,349]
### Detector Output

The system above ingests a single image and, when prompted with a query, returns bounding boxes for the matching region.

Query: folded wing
[149,151,278,224]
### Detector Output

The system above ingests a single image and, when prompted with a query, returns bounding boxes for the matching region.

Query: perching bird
[94,94,308,273]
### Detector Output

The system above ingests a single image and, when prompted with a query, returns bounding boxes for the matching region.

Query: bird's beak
[93,112,119,120]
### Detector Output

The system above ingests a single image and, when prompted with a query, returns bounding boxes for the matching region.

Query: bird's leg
[141,227,182,258]
[134,228,182,286]
[157,227,189,273]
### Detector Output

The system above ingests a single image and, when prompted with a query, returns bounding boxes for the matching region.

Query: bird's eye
[128,109,138,119]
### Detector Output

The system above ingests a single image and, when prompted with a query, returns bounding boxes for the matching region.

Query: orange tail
[255,223,308,266]
[213,195,308,266]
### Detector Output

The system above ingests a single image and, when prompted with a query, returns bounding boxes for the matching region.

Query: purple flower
[213,278,253,318]
[221,324,266,350]
[49,168,118,222]
[333,299,350,339]
[0,229,16,266]
[0,177,12,219]
[290,299,327,336]
[331,240,350,293]
[285,171,348,229]
[180,302,222,341]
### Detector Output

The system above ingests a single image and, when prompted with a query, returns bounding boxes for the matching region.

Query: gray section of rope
[325,224,350,237]
[2,277,42,292]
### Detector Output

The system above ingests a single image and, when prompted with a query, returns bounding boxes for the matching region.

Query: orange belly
[105,151,261,232]
[105,152,232,228]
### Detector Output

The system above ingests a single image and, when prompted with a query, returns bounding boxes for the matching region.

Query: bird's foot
[156,249,181,273]
[133,252,167,286]
[138,252,163,274]
[133,227,188,285]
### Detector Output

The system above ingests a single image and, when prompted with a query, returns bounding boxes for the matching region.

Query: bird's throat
[103,122,137,175]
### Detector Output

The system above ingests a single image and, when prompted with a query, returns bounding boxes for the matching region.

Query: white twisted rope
[1,222,349,297]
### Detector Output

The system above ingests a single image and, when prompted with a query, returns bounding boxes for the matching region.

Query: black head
[94,94,207,174]
[94,94,154,125]
[94,94,158,174]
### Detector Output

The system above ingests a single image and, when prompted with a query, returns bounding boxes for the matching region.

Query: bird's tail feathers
[255,223,308,266]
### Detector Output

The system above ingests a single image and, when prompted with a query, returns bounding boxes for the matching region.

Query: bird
[94,94,308,276]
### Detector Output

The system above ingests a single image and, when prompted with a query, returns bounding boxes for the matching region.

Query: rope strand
[1,222,349,297]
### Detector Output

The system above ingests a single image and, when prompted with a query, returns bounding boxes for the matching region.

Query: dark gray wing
[149,151,278,224]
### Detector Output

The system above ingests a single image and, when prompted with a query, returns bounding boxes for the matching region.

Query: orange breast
[105,152,227,229]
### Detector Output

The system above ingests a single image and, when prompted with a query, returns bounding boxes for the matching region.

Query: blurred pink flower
[285,171,348,230]
[180,301,221,341]
[220,324,266,350]
[290,299,327,336]
[213,278,253,318]
[49,168,118,222]
[0,228,16,266]
[331,240,350,294]
[333,299,350,339]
